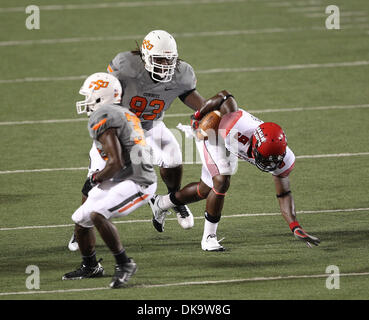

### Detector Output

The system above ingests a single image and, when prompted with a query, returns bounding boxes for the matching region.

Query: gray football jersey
[88,104,157,186]
[108,51,197,130]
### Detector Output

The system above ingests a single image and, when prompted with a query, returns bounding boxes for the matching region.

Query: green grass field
[1,0,369,303]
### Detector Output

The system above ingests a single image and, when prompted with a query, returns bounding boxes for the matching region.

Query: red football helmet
[251,122,287,172]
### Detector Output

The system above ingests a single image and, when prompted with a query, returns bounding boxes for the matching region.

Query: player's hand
[293,228,321,248]
[190,110,202,130]
[89,170,100,187]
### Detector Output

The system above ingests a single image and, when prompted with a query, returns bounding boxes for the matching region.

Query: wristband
[276,190,291,198]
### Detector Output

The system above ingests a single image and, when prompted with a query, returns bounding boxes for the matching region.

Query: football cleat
[62,259,104,280]
[149,195,171,232]
[68,233,79,252]
[173,205,194,229]
[110,259,138,289]
[201,234,225,252]
[293,228,320,248]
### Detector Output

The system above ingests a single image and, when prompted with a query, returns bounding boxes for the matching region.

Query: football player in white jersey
[63,73,157,288]
[68,30,206,251]
[151,90,320,251]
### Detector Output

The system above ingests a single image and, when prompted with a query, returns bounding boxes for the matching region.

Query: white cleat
[149,195,171,232]
[173,205,194,229]
[201,234,225,251]
[68,233,79,252]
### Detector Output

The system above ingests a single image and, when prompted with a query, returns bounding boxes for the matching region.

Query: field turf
[1,0,369,303]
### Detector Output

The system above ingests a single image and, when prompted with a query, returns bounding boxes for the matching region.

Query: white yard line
[196,61,369,74]
[0,75,87,84]
[0,152,368,176]
[1,23,368,47]
[0,118,87,126]
[1,103,368,126]
[0,167,88,174]
[1,271,369,296]
[0,0,253,13]
[268,1,324,7]
[306,11,368,18]
[1,207,368,232]
[0,28,304,47]
[1,60,368,84]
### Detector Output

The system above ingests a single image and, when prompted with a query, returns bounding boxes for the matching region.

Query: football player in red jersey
[151,90,320,251]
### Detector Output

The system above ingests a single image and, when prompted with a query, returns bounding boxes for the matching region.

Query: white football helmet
[141,30,178,83]
[76,72,122,116]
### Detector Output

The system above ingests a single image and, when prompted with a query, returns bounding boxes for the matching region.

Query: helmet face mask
[141,30,178,83]
[252,122,287,173]
[253,148,285,172]
[76,73,122,116]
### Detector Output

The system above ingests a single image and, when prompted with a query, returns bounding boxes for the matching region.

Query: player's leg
[64,179,156,287]
[159,165,183,194]
[156,179,211,209]
[93,180,156,288]
[89,211,137,288]
[68,141,107,252]
[63,200,105,280]
[198,139,236,251]
[201,174,231,252]
[147,121,194,230]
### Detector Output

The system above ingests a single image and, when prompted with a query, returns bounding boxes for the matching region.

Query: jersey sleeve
[271,146,295,177]
[107,52,122,74]
[177,62,197,96]
[88,107,122,140]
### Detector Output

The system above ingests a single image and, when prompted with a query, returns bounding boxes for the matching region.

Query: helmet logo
[142,39,154,50]
[254,126,266,147]
[89,80,109,90]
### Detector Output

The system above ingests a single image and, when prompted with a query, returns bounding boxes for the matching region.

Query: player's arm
[91,128,124,183]
[273,174,296,225]
[200,90,238,116]
[180,89,206,111]
[273,173,320,247]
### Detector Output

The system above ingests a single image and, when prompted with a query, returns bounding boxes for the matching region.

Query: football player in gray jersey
[68,30,207,251]
[63,73,157,288]
[107,30,207,232]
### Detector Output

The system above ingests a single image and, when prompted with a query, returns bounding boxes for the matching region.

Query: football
[196,110,222,140]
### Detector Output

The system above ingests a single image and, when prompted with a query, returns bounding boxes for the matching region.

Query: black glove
[81,171,99,197]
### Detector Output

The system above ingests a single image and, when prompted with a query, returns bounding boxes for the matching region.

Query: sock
[202,212,220,240]
[167,186,179,194]
[114,249,129,265]
[82,251,97,267]
[289,221,301,232]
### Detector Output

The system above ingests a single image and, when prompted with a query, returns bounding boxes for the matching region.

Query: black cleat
[110,259,138,289]
[62,259,104,280]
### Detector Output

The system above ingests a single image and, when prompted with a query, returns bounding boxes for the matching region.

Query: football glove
[190,110,202,130]
[293,228,321,248]
[89,171,100,186]
[81,171,100,196]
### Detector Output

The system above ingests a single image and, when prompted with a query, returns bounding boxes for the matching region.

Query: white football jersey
[219,109,295,177]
